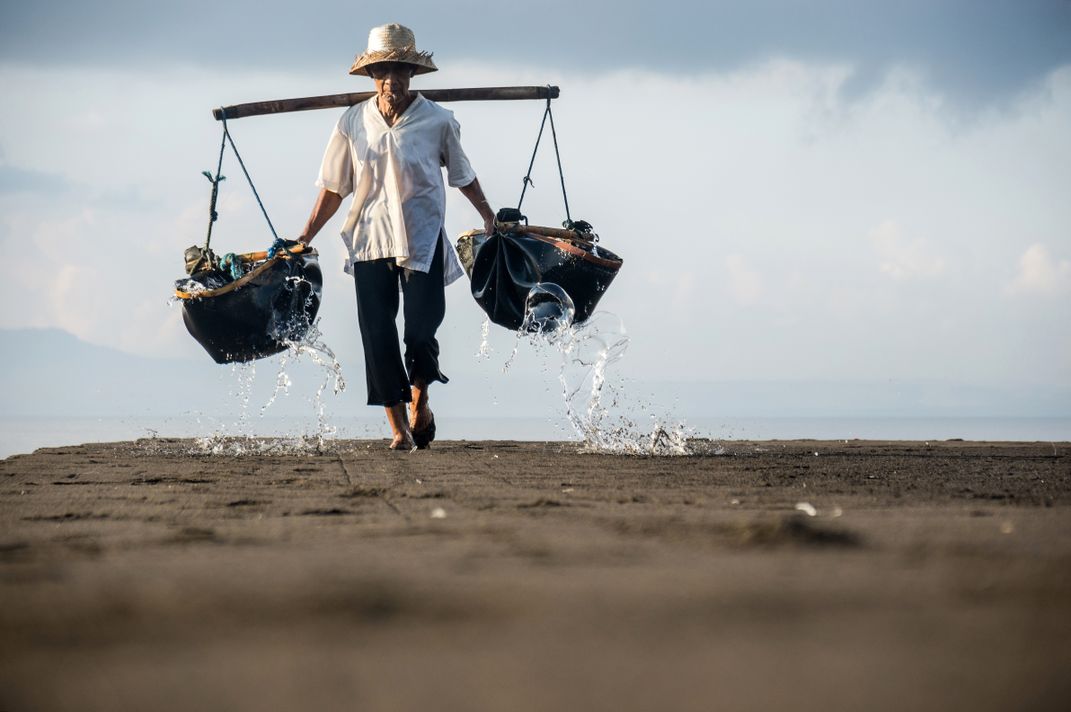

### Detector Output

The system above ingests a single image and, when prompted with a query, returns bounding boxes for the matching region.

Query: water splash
[280,319,347,448]
[169,273,230,305]
[488,286,694,456]
[192,433,345,457]
[168,258,346,456]
[523,282,575,333]
[231,360,258,436]
[554,313,692,455]
[501,328,524,374]
[475,317,493,360]
[193,317,346,456]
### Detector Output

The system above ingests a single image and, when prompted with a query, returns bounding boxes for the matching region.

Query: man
[297,23,496,450]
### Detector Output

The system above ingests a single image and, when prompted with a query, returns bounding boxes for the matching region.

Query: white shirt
[316,94,473,284]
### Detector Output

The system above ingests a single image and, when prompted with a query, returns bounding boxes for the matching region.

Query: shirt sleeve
[315,121,354,198]
[442,115,477,188]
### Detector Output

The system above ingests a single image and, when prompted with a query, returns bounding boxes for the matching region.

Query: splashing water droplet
[522,282,575,334]
[475,317,492,360]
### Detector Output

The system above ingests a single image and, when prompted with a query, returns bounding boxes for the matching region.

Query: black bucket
[177,251,323,364]
[457,229,623,331]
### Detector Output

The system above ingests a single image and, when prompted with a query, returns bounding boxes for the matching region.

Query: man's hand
[459,177,496,236]
[296,189,342,247]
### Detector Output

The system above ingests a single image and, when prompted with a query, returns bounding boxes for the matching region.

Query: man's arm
[458,177,497,237]
[297,188,343,245]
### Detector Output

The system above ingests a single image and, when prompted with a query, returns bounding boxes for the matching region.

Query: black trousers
[352,238,448,407]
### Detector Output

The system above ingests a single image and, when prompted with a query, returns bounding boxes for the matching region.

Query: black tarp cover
[457,229,622,331]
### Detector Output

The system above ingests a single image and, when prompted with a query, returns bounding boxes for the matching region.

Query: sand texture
[1,439,1070,711]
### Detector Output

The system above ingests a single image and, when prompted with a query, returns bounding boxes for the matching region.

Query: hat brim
[350,48,438,76]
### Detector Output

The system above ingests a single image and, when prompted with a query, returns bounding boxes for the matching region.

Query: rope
[266,237,291,260]
[201,130,227,251]
[218,253,245,280]
[545,96,571,224]
[219,110,280,242]
[517,89,572,224]
[517,101,549,209]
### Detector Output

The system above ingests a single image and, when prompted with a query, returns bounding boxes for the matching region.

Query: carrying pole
[213,85,559,121]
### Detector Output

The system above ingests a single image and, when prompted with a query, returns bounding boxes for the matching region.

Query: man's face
[369,62,414,107]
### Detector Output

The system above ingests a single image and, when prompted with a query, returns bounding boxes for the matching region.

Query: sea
[2,415,1068,459]
[7,308,1067,458]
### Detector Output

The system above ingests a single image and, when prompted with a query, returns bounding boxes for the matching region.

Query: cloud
[643,270,696,318]
[870,221,945,280]
[0,164,73,194]
[724,254,763,305]
[1006,243,1071,296]
[0,162,158,211]
[2,1,1069,108]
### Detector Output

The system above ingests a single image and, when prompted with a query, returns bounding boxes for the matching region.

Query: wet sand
[1,439,1069,711]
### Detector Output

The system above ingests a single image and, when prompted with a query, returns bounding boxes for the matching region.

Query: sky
[1,0,1069,421]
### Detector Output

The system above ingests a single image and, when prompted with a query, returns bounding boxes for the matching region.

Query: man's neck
[378,92,414,126]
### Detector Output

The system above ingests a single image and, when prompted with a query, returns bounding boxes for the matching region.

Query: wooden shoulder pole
[213,85,560,121]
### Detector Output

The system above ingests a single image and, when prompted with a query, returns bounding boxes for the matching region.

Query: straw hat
[349,23,438,76]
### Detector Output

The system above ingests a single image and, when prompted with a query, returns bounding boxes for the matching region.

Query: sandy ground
[1,438,1069,711]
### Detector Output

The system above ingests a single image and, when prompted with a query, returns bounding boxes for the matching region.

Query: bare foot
[388,432,415,451]
[385,404,414,451]
[410,380,432,432]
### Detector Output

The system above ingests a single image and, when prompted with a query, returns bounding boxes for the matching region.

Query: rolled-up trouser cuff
[353,238,448,407]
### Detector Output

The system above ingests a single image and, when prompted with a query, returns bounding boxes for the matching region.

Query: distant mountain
[0,328,355,418]
[1,329,218,416]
